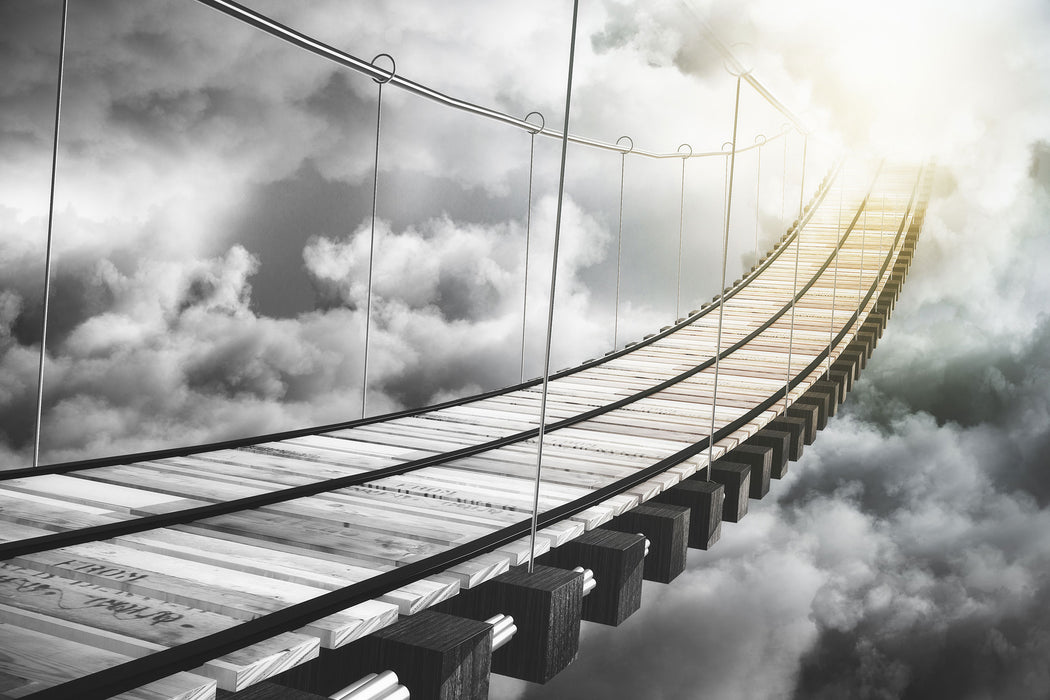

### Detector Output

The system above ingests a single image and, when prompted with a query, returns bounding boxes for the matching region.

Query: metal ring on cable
[754,134,767,146]
[722,140,734,155]
[781,122,793,135]
[370,53,396,84]
[524,110,545,135]
[616,135,634,154]
[677,143,692,159]
[722,43,753,77]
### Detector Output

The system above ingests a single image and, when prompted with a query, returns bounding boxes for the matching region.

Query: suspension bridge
[1,2,933,699]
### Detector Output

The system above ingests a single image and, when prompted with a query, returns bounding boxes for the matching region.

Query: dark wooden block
[746,428,790,478]
[726,443,772,498]
[769,415,806,462]
[436,565,582,684]
[811,379,842,415]
[856,330,877,356]
[787,401,819,444]
[603,503,689,583]
[826,368,851,398]
[796,391,829,430]
[707,460,750,522]
[842,344,867,371]
[218,682,327,700]
[652,479,723,550]
[285,610,490,699]
[832,356,858,384]
[538,529,645,625]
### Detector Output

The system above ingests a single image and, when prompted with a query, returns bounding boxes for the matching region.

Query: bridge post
[435,564,583,684]
[538,529,646,624]
[602,503,690,583]
[652,479,723,550]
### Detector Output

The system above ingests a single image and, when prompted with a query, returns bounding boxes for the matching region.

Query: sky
[2,0,1050,699]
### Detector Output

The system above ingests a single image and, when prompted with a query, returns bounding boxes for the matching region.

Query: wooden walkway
[0,162,932,699]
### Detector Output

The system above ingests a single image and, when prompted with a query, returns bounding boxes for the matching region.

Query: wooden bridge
[1,2,934,699]
[0,158,932,700]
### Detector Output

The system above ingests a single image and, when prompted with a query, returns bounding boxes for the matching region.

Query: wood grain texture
[652,480,724,550]
[603,503,689,584]
[435,565,583,684]
[538,529,645,625]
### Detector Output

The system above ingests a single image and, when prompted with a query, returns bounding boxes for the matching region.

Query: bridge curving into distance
[0,2,933,700]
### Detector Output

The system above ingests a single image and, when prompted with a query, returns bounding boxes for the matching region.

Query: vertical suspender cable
[520,112,544,383]
[856,172,869,334]
[361,54,395,419]
[784,134,807,414]
[780,127,788,224]
[707,76,742,474]
[33,0,70,468]
[828,164,845,377]
[754,135,765,262]
[528,0,579,574]
[613,135,633,349]
[675,144,692,320]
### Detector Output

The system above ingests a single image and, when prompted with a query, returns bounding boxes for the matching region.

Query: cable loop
[754,134,767,146]
[677,143,692,158]
[616,135,634,154]
[524,110,545,134]
[370,53,396,84]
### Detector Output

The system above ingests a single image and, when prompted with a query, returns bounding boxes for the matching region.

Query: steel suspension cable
[781,128,788,224]
[528,0,579,574]
[360,54,394,419]
[33,0,70,468]
[754,135,765,261]
[675,144,691,320]
[784,134,807,414]
[613,135,633,349]
[708,76,742,473]
[828,165,845,376]
[520,112,544,383]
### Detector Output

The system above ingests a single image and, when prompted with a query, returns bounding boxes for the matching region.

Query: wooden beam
[538,529,645,623]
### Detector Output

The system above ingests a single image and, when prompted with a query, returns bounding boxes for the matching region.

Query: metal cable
[191,0,781,161]
[784,135,807,414]
[781,129,788,224]
[676,147,689,320]
[528,0,579,574]
[754,136,764,260]
[32,0,70,468]
[828,165,845,376]
[613,135,632,349]
[520,112,544,383]
[361,55,394,419]
[708,77,742,474]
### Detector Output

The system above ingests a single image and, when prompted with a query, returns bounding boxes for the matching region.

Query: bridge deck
[0,162,931,699]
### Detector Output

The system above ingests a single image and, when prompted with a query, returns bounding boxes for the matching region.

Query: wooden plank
[0,622,216,700]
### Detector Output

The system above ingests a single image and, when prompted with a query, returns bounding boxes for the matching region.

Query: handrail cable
[191,0,786,159]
